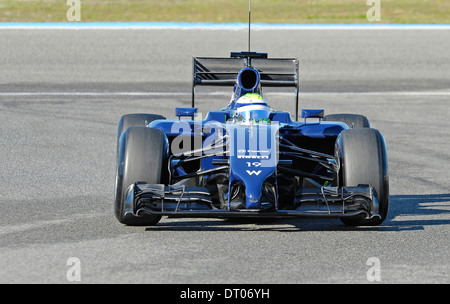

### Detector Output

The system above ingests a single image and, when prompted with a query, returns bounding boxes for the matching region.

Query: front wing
[124,183,381,220]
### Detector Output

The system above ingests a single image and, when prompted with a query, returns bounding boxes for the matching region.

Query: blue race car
[114,51,389,227]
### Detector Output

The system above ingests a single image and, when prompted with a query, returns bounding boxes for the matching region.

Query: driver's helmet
[234,93,271,122]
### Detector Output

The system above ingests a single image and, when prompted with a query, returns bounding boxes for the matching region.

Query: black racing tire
[335,128,389,226]
[114,127,169,226]
[117,113,166,144]
[323,113,370,129]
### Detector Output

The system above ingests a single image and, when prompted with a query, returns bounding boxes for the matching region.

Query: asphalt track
[0,28,449,284]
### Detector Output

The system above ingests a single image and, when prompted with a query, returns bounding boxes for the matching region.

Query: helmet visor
[240,109,271,121]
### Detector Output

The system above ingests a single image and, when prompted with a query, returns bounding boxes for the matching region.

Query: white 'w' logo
[246,170,262,176]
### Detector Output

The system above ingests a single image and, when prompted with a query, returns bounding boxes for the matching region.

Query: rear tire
[335,128,389,226]
[114,127,169,226]
[323,113,370,129]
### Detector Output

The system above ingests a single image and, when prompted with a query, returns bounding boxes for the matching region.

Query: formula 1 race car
[114,50,389,227]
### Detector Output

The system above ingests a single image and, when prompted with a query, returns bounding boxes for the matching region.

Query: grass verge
[0,0,449,24]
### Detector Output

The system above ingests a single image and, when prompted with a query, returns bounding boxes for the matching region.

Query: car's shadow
[145,193,450,232]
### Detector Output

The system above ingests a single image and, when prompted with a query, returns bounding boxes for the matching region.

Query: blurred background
[0,0,449,24]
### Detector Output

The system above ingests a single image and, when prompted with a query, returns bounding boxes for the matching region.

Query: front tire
[117,113,166,144]
[335,128,389,226]
[114,127,169,226]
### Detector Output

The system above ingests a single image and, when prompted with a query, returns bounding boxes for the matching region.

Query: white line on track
[1,91,450,97]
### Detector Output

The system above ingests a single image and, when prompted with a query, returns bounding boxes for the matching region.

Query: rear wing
[192,53,300,120]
